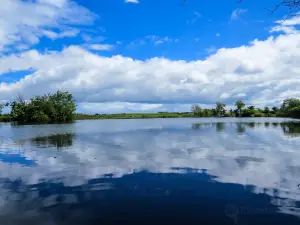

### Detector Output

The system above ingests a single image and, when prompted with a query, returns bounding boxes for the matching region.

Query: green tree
[281,98,300,112]
[264,107,271,116]
[272,107,279,114]
[228,109,235,117]
[10,100,27,122]
[235,100,246,117]
[49,91,76,122]
[241,106,256,117]
[203,109,213,117]
[248,106,255,110]
[215,102,226,117]
[191,104,202,117]
[278,98,300,118]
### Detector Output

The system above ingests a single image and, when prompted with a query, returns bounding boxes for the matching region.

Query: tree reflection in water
[191,122,300,137]
[31,133,75,150]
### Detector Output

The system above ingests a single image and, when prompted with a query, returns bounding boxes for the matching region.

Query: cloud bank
[0,1,300,112]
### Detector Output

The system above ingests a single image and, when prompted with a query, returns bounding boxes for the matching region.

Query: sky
[0,0,299,113]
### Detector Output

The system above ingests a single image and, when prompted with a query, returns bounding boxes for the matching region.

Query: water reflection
[281,122,300,137]
[216,122,225,132]
[31,133,75,150]
[0,170,299,224]
[191,121,300,137]
[0,118,300,224]
[236,123,246,134]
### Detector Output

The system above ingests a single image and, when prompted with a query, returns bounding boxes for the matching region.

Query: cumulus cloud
[271,13,300,34]
[128,35,179,48]
[145,35,178,45]
[78,102,163,113]
[230,8,248,21]
[0,14,300,111]
[87,44,114,51]
[125,0,139,3]
[0,0,96,52]
[42,29,80,40]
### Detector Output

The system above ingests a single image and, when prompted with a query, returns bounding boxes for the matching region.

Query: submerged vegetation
[1,91,300,123]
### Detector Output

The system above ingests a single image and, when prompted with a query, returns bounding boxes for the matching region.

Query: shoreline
[1,113,299,123]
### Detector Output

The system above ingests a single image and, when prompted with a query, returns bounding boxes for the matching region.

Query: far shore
[1,112,299,123]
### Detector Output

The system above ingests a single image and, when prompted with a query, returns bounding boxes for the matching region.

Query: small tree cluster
[10,91,76,123]
[191,98,300,118]
[278,98,300,118]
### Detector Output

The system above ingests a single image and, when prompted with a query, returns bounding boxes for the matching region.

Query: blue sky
[34,0,280,60]
[0,0,299,113]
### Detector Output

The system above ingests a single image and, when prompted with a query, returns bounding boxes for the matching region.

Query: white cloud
[42,29,80,40]
[206,46,217,54]
[145,35,178,45]
[187,11,202,25]
[38,0,68,8]
[230,8,248,21]
[125,0,139,3]
[271,13,300,34]
[0,14,300,110]
[79,102,163,113]
[81,34,93,42]
[0,0,96,52]
[216,33,220,37]
[87,44,114,51]
[128,35,179,47]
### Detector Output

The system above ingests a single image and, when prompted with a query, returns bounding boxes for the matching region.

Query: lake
[0,118,300,225]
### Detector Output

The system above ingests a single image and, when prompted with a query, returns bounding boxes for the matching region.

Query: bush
[288,107,300,119]
[0,114,11,122]
[277,98,300,118]
[10,91,76,123]
[253,112,265,117]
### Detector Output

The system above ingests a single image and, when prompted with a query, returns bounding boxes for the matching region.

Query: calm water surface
[1,118,300,224]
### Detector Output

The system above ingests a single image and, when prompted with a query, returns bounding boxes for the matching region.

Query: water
[0,118,300,225]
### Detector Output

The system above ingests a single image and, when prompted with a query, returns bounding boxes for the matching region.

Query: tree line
[191,98,300,118]
[1,91,300,123]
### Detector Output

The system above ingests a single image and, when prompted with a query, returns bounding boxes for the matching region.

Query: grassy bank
[0,112,296,122]
[74,112,195,120]
[1,112,195,122]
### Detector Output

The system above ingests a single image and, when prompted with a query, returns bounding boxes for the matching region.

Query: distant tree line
[1,93,300,123]
[191,98,300,119]
[0,91,76,123]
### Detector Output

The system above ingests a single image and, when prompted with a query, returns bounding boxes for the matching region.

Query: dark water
[1,118,300,225]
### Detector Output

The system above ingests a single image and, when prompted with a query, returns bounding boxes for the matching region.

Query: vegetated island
[1,91,300,123]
